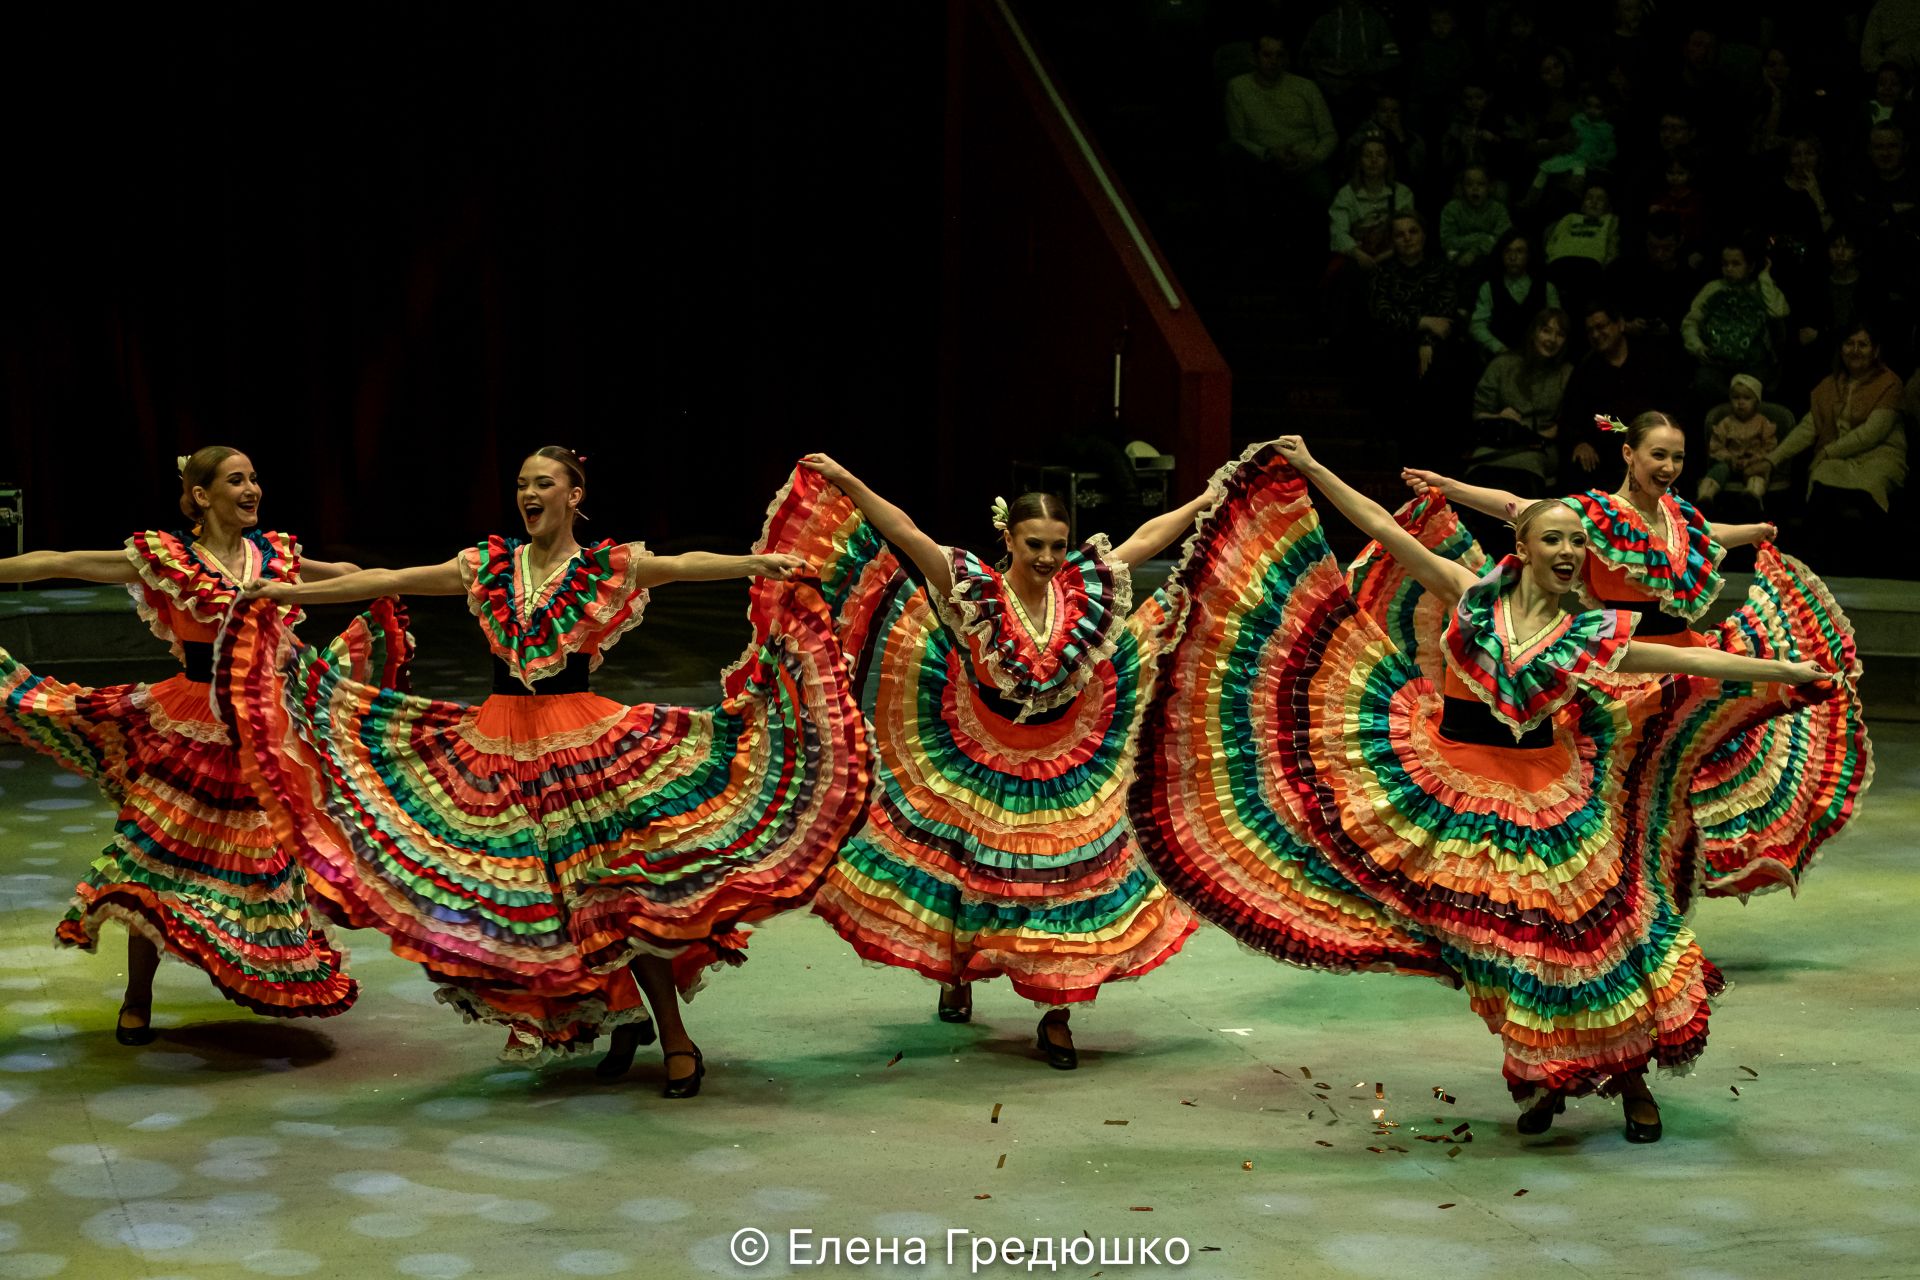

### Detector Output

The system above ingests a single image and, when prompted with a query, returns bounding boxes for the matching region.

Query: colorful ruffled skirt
[809,573,1197,1006]
[1350,493,1873,903]
[220,579,869,1061]
[0,628,383,1018]
[1126,447,1810,1101]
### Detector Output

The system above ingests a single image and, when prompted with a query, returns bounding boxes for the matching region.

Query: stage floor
[0,726,1914,1280]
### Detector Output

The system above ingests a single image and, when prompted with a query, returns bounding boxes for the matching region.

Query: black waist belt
[491,654,591,696]
[1437,695,1554,749]
[181,641,214,683]
[1600,598,1688,637]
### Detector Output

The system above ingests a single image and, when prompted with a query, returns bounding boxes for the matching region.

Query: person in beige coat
[1771,319,1906,569]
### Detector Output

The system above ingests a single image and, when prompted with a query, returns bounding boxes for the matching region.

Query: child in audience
[1440,165,1512,268]
[1531,91,1616,191]
[1699,373,1777,503]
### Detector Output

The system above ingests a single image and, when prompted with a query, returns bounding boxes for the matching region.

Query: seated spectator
[1851,123,1920,300]
[1302,0,1401,122]
[1368,211,1465,438]
[1698,374,1782,514]
[1329,137,1416,272]
[1529,91,1616,196]
[1759,135,1839,294]
[1603,0,1656,92]
[1605,213,1703,352]
[1440,81,1507,178]
[1560,299,1689,474]
[1466,307,1575,499]
[1788,226,1891,399]
[1752,47,1816,157]
[1647,150,1710,269]
[1408,2,1475,134]
[1862,0,1920,76]
[1508,48,1581,165]
[1625,107,1705,219]
[1865,61,1919,138]
[1488,5,1548,108]
[1545,183,1622,301]
[1681,233,1792,409]
[1470,228,1561,356]
[1671,27,1742,144]
[1346,91,1429,188]
[1771,320,1908,569]
[1439,165,1511,269]
[1225,32,1340,205]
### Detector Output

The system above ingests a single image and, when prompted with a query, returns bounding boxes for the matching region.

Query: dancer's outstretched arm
[1400,468,1527,521]
[1111,488,1219,568]
[300,558,365,581]
[1408,467,1779,549]
[1281,437,1481,607]
[801,453,952,597]
[0,550,140,585]
[245,560,466,604]
[1619,643,1825,684]
[1706,520,1777,548]
[630,551,801,588]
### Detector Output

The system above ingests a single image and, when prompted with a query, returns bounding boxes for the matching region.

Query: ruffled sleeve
[1443,557,1638,738]
[461,536,651,690]
[930,536,1134,719]
[125,528,305,659]
[1566,490,1726,621]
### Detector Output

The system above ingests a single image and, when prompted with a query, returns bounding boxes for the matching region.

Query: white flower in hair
[989,495,1010,532]
[176,455,190,475]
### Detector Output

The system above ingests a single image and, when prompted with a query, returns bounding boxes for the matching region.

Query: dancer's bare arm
[1400,468,1526,520]
[801,453,953,597]
[1281,438,1480,607]
[1111,488,1219,569]
[630,552,802,588]
[246,559,466,604]
[1618,644,1824,684]
[0,550,140,585]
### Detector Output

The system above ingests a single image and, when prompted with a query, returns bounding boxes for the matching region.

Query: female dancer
[229,448,869,1095]
[1398,410,1870,900]
[1130,437,1829,1139]
[0,446,379,1042]
[796,454,1214,1069]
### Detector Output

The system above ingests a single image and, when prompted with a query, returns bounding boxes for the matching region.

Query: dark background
[1,3,945,561]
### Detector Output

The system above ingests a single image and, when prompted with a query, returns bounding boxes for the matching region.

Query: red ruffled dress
[788,485,1199,1005]
[220,471,871,1059]
[1352,488,1872,902]
[0,530,366,1017]
[1130,446,1831,1102]
[1563,490,1871,901]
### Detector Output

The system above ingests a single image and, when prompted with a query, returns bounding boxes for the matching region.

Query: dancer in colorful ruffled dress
[228,449,869,1096]
[1130,437,1830,1139]
[1397,409,1871,902]
[796,453,1217,1069]
[0,446,385,1043]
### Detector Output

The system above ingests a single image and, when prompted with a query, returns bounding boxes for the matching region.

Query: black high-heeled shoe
[594,1019,658,1080]
[115,1005,156,1047]
[1034,1016,1077,1071]
[1622,1096,1662,1144]
[937,983,972,1024]
[661,1047,705,1099]
[1516,1092,1564,1135]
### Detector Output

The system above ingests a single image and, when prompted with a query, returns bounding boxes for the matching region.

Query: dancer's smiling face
[1514,504,1589,594]
[192,452,261,530]
[1004,518,1069,583]
[516,455,582,538]
[1621,424,1686,495]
